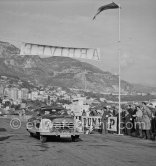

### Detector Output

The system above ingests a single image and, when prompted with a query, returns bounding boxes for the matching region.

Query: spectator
[151,112,156,141]
[82,110,86,116]
[142,108,151,139]
[125,107,133,136]
[141,103,152,139]
[101,107,109,134]
[135,106,143,138]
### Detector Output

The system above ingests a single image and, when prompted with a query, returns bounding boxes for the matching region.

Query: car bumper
[39,131,83,136]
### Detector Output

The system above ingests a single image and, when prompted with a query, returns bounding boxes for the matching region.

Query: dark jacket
[151,117,156,134]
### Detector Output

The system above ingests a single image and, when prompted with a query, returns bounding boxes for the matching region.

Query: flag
[93,2,119,20]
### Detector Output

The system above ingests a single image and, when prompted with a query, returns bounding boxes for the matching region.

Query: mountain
[0,41,155,94]
[132,84,156,94]
[0,41,20,58]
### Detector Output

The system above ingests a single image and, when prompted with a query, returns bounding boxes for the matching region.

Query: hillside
[0,41,20,58]
[0,41,155,94]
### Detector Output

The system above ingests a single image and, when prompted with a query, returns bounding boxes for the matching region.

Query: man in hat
[101,107,110,134]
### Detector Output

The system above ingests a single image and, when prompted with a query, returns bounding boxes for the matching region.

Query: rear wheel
[71,135,79,142]
[40,135,47,143]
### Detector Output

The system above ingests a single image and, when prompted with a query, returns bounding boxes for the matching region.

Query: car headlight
[45,120,54,128]
[40,119,52,130]
[75,120,82,128]
[45,121,50,127]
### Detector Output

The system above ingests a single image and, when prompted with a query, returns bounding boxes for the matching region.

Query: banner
[20,43,100,60]
[107,117,117,131]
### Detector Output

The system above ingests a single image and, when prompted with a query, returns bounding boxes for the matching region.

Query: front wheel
[40,135,47,143]
[29,132,34,137]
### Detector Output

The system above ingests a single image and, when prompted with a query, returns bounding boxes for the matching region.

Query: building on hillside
[4,87,10,97]
[18,89,22,99]
[0,85,4,96]
[37,94,45,102]
[70,97,90,117]
[99,98,106,102]
[50,95,58,102]
[21,88,29,100]
[28,92,32,100]
[10,87,18,101]
[63,104,71,110]
[70,103,90,117]
[72,97,86,105]
[61,94,70,100]
[150,92,156,95]
[31,91,38,100]
[60,90,66,96]
[39,90,45,95]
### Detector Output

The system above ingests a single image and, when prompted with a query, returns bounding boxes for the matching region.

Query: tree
[0,77,9,97]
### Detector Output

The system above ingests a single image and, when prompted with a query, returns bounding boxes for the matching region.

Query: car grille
[53,122,74,130]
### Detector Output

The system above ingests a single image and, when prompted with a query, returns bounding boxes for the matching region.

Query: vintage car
[26,106,83,142]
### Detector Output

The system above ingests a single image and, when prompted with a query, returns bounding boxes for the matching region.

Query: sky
[0,0,156,86]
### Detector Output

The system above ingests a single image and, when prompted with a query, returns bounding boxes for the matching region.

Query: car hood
[42,115,74,122]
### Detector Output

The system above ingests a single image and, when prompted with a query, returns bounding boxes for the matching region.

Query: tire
[36,132,40,139]
[40,135,47,143]
[75,135,79,139]
[71,135,79,142]
[71,136,75,142]
[29,132,34,137]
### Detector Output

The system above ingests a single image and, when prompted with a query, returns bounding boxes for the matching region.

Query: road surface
[0,117,156,166]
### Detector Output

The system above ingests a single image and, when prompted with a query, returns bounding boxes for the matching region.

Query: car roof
[40,106,65,110]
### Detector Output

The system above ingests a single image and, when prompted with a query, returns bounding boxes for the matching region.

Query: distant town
[0,75,156,116]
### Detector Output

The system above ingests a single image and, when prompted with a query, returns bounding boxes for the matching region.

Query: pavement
[0,117,14,141]
[0,117,156,166]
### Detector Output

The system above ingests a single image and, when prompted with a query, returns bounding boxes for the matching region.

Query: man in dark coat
[124,105,135,136]
[101,107,110,134]
[151,111,156,140]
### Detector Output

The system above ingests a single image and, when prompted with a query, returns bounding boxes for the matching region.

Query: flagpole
[118,3,122,135]
[84,69,86,91]
[92,1,122,134]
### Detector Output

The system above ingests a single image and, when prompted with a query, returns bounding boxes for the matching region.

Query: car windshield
[36,107,69,116]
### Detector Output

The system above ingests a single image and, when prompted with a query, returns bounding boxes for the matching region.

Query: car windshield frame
[35,107,69,116]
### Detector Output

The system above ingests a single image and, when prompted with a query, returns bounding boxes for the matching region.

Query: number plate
[60,133,71,138]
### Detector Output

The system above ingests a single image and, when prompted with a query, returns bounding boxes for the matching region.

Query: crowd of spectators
[99,102,156,141]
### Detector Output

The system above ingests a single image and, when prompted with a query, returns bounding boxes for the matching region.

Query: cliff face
[0,41,155,93]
